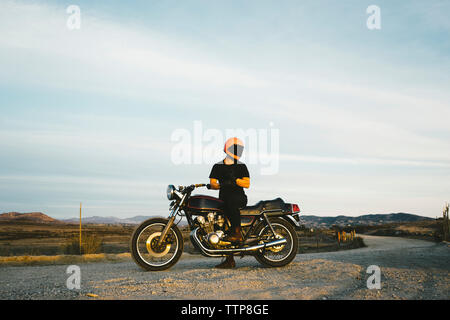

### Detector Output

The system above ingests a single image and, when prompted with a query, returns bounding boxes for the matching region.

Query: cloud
[280,153,450,168]
[0,1,269,99]
[408,0,450,32]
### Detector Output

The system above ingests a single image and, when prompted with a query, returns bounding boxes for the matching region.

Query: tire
[130,217,184,271]
[253,217,298,267]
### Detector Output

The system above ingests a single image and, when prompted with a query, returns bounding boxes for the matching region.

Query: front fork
[157,215,176,247]
[157,194,187,247]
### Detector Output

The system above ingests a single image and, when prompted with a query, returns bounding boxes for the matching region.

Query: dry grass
[0,253,131,267]
[0,221,134,256]
[62,234,103,255]
[354,219,443,242]
[395,225,434,235]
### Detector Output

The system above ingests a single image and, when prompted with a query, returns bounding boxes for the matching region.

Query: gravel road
[1,235,449,300]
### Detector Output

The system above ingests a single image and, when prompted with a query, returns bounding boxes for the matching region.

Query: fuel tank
[186,195,224,213]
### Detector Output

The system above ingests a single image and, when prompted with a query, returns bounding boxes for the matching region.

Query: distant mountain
[0,212,59,223]
[1,211,432,228]
[298,212,433,229]
[61,215,154,225]
[61,212,431,228]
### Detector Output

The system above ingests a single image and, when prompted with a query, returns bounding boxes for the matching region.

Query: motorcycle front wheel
[130,217,184,271]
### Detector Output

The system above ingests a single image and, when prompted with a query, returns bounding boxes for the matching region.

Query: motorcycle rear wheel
[130,217,184,271]
[254,217,298,267]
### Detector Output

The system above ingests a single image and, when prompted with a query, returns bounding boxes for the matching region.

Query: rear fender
[282,214,302,230]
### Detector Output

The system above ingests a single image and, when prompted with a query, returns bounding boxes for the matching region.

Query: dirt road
[0,235,448,300]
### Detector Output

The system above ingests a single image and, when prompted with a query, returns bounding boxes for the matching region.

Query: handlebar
[178,183,211,191]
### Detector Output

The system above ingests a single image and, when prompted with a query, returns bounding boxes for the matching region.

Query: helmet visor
[226,144,244,158]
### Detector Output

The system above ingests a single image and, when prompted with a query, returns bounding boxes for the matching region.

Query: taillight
[291,204,300,213]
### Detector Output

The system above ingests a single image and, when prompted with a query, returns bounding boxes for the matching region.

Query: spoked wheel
[254,217,298,267]
[130,218,183,271]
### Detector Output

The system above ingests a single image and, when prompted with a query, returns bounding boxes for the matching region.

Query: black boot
[215,255,236,269]
[223,226,244,243]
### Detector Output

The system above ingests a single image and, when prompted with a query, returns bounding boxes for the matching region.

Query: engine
[194,213,227,247]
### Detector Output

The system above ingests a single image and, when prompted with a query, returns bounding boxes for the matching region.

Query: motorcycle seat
[240,197,285,216]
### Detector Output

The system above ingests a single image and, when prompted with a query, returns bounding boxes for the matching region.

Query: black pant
[220,193,247,229]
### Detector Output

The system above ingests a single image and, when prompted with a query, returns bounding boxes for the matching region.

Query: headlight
[166,184,176,200]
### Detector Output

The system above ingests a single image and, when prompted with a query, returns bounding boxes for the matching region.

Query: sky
[0,0,449,219]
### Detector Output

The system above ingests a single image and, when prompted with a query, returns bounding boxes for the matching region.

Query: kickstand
[239,252,245,259]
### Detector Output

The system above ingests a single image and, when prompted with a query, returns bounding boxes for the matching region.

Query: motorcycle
[130,183,301,271]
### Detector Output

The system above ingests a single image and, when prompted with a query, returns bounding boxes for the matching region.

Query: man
[209,137,250,268]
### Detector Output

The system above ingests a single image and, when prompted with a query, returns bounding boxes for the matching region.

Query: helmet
[224,137,244,160]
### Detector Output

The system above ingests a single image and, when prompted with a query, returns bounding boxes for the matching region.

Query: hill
[299,212,432,229]
[60,215,153,225]
[0,212,60,223]
[60,212,432,228]
[1,211,432,228]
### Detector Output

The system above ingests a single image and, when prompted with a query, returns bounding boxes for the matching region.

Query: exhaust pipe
[190,228,287,257]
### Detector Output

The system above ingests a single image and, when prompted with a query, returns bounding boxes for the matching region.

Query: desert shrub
[353,236,366,248]
[0,247,11,256]
[62,239,79,255]
[62,235,103,255]
[83,234,103,253]
[29,248,41,256]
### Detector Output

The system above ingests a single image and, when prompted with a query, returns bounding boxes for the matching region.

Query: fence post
[316,231,319,249]
[79,202,82,255]
[444,203,449,242]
